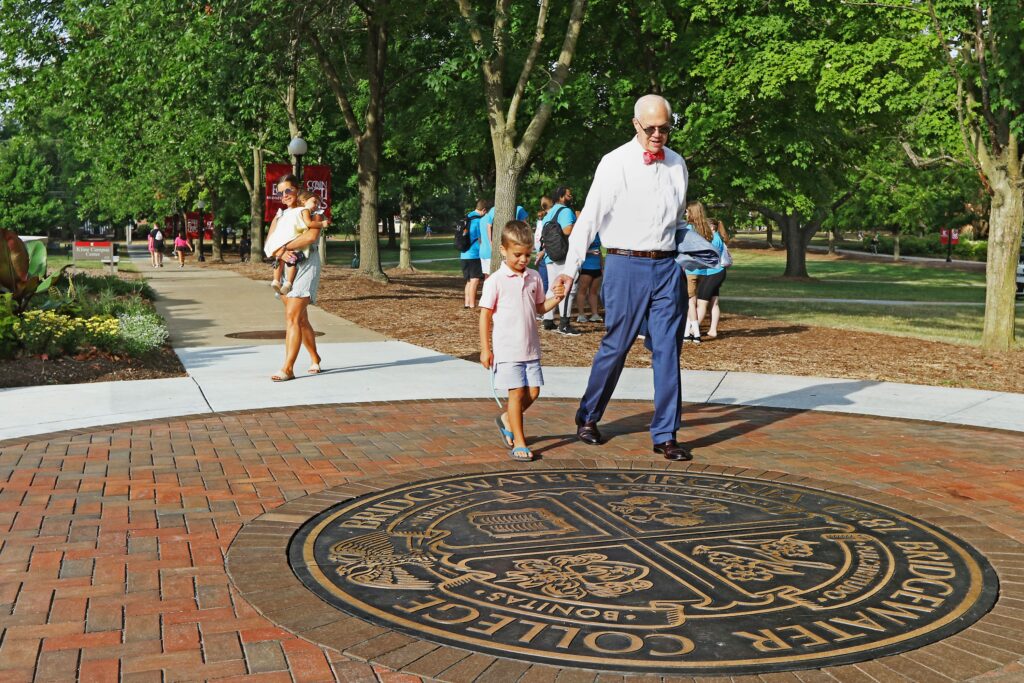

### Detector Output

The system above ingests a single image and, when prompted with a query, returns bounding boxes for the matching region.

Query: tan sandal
[308,363,322,375]
[271,371,295,382]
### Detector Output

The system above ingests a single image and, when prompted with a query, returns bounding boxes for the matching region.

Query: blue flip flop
[495,416,514,448]
[510,446,534,462]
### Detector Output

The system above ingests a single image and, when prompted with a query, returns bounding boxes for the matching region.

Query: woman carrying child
[479,221,566,461]
[266,190,328,295]
[265,175,327,382]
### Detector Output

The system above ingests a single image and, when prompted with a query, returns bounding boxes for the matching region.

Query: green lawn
[725,250,986,303]
[322,237,1022,348]
[48,255,140,273]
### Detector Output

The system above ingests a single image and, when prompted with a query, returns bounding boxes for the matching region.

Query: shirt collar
[499,262,526,278]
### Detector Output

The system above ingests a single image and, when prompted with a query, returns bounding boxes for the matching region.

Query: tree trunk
[893,231,901,261]
[211,193,222,261]
[489,147,525,272]
[356,139,387,281]
[398,186,413,270]
[386,211,397,248]
[766,222,774,248]
[781,214,810,278]
[981,170,1023,351]
[249,147,265,261]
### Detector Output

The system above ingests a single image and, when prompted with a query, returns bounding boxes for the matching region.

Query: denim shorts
[493,360,544,390]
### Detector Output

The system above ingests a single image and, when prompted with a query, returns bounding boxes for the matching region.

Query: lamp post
[196,199,206,262]
[288,136,308,181]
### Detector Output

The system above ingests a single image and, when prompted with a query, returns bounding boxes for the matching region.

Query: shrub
[13,310,84,357]
[860,234,987,261]
[0,294,17,359]
[81,316,121,352]
[117,314,168,355]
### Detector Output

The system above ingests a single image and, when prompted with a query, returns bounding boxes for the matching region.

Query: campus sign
[264,163,332,222]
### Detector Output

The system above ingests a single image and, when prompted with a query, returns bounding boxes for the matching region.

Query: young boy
[479,220,566,461]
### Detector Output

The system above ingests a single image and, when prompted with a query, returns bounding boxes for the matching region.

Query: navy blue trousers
[577,254,682,443]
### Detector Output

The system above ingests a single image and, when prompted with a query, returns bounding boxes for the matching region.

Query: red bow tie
[643,149,665,165]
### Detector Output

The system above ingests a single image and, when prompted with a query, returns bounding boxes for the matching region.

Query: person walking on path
[149,223,165,268]
[692,212,729,339]
[534,196,553,295]
[173,232,194,268]
[480,203,530,276]
[460,200,487,308]
[541,186,581,336]
[267,174,324,382]
[479,221,566,461]
[553,94,694,461]
[682,202,719,343]
[575,233,604,324]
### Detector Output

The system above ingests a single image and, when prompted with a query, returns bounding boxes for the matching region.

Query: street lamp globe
[288,136,308,157]
[197,199,206,210]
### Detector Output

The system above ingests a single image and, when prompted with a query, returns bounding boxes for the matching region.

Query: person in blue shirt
[575,233,604,323]
[461,200,487,308]
[480,203,529,274]
[683,201,727,342]
[541,186,580,336]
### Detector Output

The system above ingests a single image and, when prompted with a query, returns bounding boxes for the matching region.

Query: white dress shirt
[561,137,688,281]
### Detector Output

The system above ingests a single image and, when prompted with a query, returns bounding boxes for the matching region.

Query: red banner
[265,163,332,222]
[183,212,214,240]
[940,228,949,245]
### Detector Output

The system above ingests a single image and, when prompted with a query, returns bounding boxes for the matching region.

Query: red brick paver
[1,399,1023,682]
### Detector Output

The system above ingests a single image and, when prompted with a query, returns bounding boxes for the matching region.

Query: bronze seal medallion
[288,469,998,674]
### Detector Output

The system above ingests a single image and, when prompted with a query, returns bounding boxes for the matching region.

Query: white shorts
[480,257,491,274]
[493,360,544,390]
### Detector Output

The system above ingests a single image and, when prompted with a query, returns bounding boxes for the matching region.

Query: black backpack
[540,206,571,262]
[453,213,479,252]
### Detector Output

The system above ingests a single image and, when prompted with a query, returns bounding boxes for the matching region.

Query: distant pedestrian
[575,234,604,323]
[424,225,433,238]
[683,202,717,343]
[479,220,566,461]
[534,196,553,294]
[173,231,193,268]
[480,203,529,276]
[460,200,487,308]
[239,233,251,262]
[541,186,580,336]
[692,214,730,339]
[149,224,165,268]
[870,231,880,254]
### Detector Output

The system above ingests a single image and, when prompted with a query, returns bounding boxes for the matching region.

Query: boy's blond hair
[298,190,318,206]
[501,220,533,248]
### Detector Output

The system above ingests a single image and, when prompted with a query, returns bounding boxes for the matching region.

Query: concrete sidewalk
[1,248,1021,440]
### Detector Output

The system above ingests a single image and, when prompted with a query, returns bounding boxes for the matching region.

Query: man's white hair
[634,94,672,120]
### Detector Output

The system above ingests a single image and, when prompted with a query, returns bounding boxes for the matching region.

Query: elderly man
[554,94,693,461]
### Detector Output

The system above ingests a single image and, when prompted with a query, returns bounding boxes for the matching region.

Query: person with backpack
[540,186,580,336]
[458,200,488,308]
[149,223,165,268]
[479,203,530,275]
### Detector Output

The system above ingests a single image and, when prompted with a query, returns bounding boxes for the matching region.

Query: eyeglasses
[639,124,672,137]
[280,187,297,195]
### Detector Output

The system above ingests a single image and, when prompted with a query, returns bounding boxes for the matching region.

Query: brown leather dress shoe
[653,440,693,461]
[577,422,603,445]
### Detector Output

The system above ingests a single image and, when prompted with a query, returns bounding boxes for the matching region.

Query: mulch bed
[209,258,1024,394]
[0,344,185,389]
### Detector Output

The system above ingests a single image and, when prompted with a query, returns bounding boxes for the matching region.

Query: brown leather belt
[606,248,675,259]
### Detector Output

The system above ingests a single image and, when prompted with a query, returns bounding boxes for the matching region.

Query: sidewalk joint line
[190,376,214,413]
[706,371,729,404]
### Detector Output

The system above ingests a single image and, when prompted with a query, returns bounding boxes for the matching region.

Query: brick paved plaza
[1,398,1022,682]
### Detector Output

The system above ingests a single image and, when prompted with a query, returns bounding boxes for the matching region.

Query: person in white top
[553,94,693,461]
